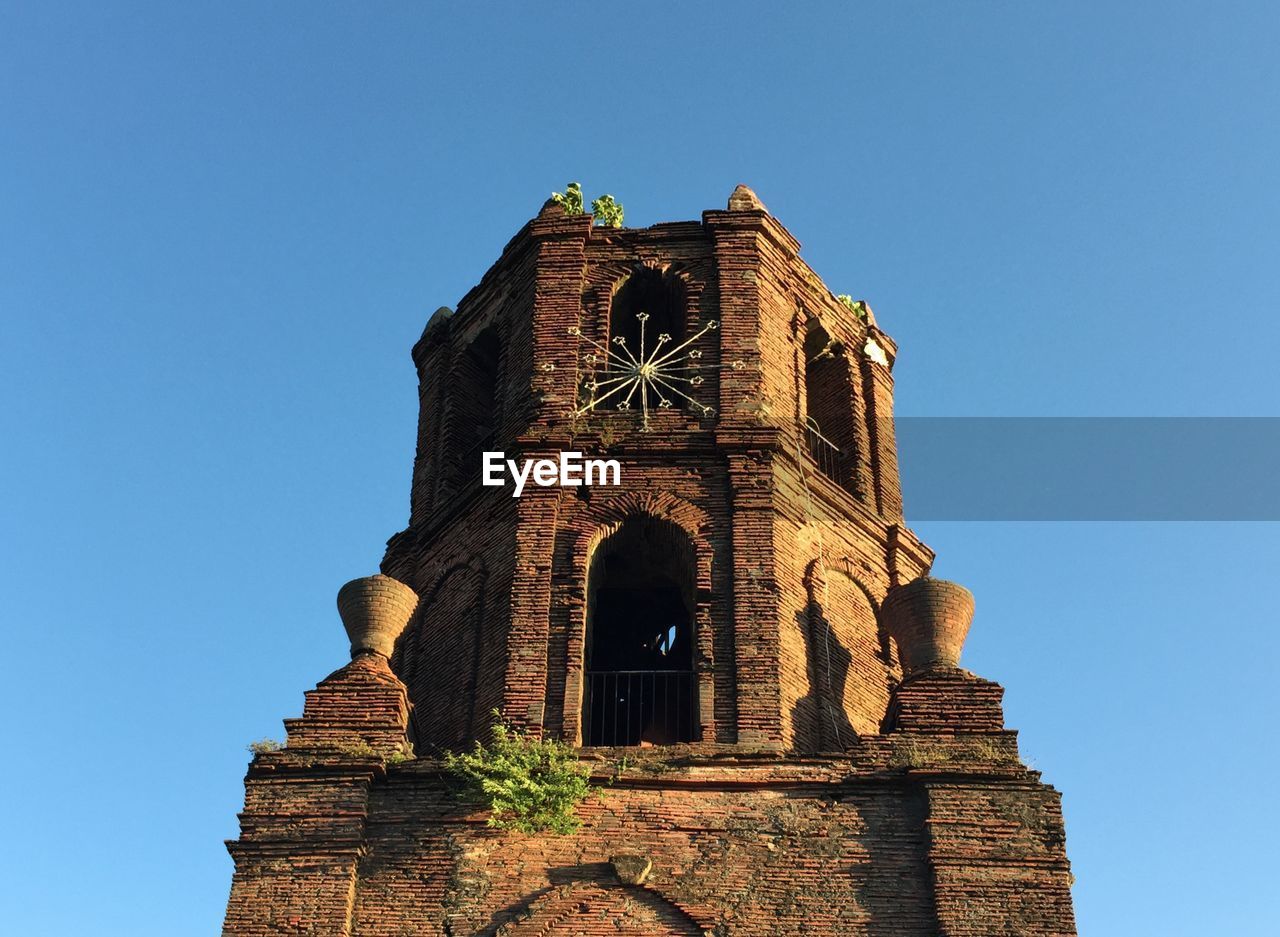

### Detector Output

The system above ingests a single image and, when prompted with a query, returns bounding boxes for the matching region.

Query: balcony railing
[583,670,696,747]
[805,419,845,485]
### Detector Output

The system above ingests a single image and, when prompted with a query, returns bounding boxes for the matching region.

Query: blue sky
[2,3,1277,934]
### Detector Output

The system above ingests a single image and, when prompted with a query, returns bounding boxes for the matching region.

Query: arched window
[803,322,858,492]
[395,562,488,752]
[583,515,697,746]
[609,268,688,356]
[447,327,501,493]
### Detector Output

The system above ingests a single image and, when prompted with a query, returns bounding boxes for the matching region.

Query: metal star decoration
[570,312,745,431]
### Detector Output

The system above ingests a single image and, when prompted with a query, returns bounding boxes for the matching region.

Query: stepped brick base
[224,661,1075,936]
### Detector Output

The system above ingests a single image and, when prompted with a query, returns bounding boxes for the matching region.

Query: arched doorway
[583,515,697,746]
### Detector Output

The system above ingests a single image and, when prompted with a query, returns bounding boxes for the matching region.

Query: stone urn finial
[880,577,975,675]
[336,575,420,660]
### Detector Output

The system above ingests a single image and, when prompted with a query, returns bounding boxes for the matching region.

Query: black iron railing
[583,670,696,747]
[805,419,845,484]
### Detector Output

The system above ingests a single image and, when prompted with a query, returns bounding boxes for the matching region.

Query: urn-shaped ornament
[336,574,420,659]
[880,577,975,675]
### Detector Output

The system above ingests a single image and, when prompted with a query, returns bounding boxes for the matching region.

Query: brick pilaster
[724,446,784,747]
[527,200,591,439]
[704,200,797,748]
[503,480,564,731]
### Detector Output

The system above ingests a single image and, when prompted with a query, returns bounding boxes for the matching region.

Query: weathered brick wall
[407,230,539,527]
[384,489,519,754]
[770,461,932,751]
[350,762,942,937]
[922,780,1075,937]
[394,554,489,749]
[225,857,359,937]
[225,681,1077,936]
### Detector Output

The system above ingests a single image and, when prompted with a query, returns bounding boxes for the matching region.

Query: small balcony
[583,670,696,747]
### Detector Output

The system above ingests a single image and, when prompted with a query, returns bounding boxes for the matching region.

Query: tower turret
[382,185,929,756]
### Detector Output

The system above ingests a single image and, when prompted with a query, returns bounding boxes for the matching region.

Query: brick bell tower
[223,186,1077,936]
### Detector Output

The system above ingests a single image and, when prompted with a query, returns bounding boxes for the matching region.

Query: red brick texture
[223,190,1077,935]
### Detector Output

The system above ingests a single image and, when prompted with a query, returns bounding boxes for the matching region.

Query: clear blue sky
[2,3,1277,934]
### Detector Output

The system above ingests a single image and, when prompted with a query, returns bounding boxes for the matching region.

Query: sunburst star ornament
[570,312,745,431]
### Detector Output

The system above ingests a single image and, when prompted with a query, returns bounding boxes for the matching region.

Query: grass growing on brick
[445,714,591,834]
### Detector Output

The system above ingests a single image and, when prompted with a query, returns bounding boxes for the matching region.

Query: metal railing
[583,670,696,747]
[805,419,845,484]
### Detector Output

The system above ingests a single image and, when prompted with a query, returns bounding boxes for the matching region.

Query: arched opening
[448,327,501,492]
[609,268,688,357]
[792,565,886,752]
[803,322,858,492]
[583,515,697,746]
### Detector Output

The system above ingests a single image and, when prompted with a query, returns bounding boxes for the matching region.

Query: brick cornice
[702,208,803,257]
